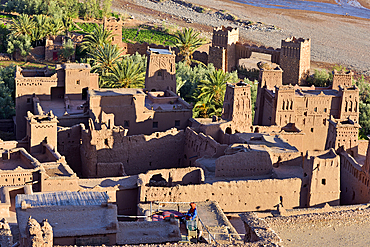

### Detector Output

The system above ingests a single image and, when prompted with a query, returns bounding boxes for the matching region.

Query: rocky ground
[112,0,370,76]
[264,207,370,246]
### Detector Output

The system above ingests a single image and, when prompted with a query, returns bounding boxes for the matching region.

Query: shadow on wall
[94,131,186,176]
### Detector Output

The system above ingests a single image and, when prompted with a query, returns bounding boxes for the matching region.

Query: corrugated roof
[16,191,109,208]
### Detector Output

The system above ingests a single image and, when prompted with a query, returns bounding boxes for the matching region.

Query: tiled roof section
[16,191,109,208]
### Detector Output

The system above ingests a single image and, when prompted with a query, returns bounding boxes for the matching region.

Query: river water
[230,0,370,19]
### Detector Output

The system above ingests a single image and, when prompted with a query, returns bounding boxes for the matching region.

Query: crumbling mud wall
[81,127,185,177]
[139,178,302,212]
[57,124,83,175]
[184,128,228,167]
[340,151,370,205]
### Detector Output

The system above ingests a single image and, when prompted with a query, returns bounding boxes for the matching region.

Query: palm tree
[89,43,123,76]
[195,68,233,117]
[81,25,114,54]
[103,58,145,88]
[46,18,65,37]
[31,15,49,46]
[171,28,207,66]
[9,14,34,37]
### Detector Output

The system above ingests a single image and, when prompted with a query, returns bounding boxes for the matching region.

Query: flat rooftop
[149,48,172,55]
[16,191,109,208]
[39,99,85,117]
[89,88,145,97]
[234,133,298,152]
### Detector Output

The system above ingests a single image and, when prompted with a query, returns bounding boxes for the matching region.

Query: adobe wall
[208,46,226,71]
[137,167,204,186]
[139,177,302,212]
[184,128,228,167]
[340,151,370,205]
[57,125,83,175]
[304,150,340,207]
[80,127,185,177]
[215,150,273,177]
[357,140,369,156]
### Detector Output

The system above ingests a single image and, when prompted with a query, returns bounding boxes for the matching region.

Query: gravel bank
[114,0,370,75]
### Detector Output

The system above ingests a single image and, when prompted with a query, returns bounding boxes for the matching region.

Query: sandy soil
[265,208,370,246]
[115,0,370,76]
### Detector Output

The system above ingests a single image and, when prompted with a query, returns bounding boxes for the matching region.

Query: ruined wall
[139,178,302,212]
[215,150,273,177]
[57,125,83,175]
[81,127,185,177]
[184,128,228,167]
[0,218,13,247]
[340,151,370,205]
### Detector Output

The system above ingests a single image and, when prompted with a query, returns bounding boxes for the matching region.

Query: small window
[323,119,326,125]
[124,120,130,128]
[76,80,80,85]
[157,71,162,77]
[175,120,180,127]
[314,107,317,112]
[311,128,314,133]
[324,108,327,113]
[322,178,326,185]
[26,98,31,104]
[153,121,158,129]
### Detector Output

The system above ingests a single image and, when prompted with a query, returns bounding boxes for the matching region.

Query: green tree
[306,69,333,87]
[9,14,34,37]
[193,68,238,117]
[7,34,32,61]
[60,39,75,62]
[102,0,112,18]
[176,62,215,103]
[103,57,145,88]
[81,24,114,54]
[171,28,207,66]
[89,43,123,76]
[0,84,15,119]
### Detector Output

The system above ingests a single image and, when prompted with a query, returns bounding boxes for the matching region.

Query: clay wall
[358,140,369,156]
[332,71,354,90]
[138,167,204,186]
[235,43,281,65]
[64,66,98,100]
[184,127,228,167]
[279,38,310,85]
[80,127,185,177]
[145,50,176,92]
[15,69,58,139]
[192,51,208,65]
[340,151,370,204]
[339,86,359,122]
[103,17,123,46]
[57,125,83,175]
[208,46,226,71]
[139,177,302,212]
[30,46,45,59]
[215,150,273,177]
[304,150,340,207]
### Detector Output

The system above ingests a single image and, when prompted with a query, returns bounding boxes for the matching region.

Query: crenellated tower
[145,48,176,92]
[208,26,239,72]
[279,37,311,85]
[103,17,123,46]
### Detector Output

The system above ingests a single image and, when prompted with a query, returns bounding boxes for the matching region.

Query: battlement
[282,37,310,47]
[212,26,239,47]
[213,26,239,36]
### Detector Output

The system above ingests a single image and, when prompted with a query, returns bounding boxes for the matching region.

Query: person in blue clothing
[185,202,197,221]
